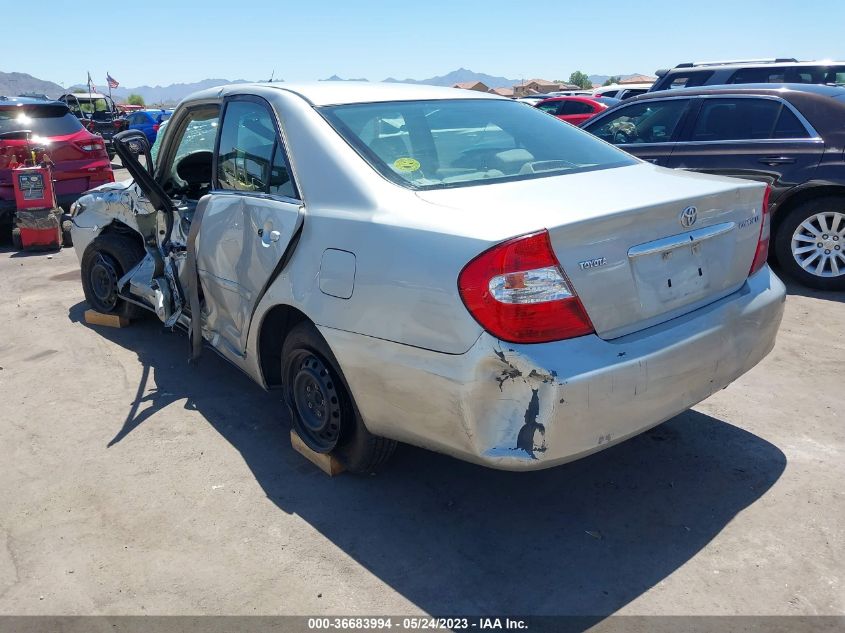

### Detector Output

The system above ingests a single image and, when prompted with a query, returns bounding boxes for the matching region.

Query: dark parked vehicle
[651,58,845,92]
[58,92,127,160]
[582,84,845,290]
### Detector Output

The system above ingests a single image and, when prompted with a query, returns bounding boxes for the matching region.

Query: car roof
[58,92,110,100]
[537,95,601,102]
[0,96,67,108]
[628,83,845,101]
[184,82,504,107]
[666,59,845,71]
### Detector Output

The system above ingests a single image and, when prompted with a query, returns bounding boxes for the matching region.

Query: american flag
[106,73,119,89]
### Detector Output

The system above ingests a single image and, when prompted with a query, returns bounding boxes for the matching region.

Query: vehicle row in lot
[69,82,783,473]
[0,97,114,238]
[582,83,845,290]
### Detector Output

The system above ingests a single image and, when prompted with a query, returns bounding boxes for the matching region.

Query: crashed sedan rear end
[69,83,785,471]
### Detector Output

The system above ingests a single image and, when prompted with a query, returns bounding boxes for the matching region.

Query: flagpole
[107,72,113,102]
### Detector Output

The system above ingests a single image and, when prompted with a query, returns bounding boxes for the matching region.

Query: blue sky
[5,0,844,88]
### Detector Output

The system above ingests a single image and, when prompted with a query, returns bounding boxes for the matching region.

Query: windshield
[0,106,84,136]
[321,99,636,189]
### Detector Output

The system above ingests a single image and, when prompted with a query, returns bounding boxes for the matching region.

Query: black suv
[582,84,845,290]
[651,59,845,92]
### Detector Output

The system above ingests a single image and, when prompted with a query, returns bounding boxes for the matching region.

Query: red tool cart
[5,131,62,251]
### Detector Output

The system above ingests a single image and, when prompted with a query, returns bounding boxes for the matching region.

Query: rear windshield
[0,105,84,136]
[321,98,636,190]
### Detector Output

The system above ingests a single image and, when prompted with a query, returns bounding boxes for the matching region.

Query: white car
[69,82,785,472]
[593,82,654,100]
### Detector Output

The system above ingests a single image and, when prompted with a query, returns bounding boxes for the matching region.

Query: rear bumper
[322,266,786,470]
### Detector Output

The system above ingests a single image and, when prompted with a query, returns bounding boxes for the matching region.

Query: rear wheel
[11,228,22,250]
[282,322,396,473]
[80,233,145,318]
[774,197,845,291]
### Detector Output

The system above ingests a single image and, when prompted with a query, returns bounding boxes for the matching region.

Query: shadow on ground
[69,302,787,617]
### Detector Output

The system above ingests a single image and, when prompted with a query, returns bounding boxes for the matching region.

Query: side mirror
[114,129,153,175]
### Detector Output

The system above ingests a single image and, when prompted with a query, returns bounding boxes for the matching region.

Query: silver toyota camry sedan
[69,82,785,472]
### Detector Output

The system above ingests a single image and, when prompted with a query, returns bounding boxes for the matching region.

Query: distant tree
[568,71,593,89]
[72,88,87,94]
[127,94,145,106]
[603,76,622,86]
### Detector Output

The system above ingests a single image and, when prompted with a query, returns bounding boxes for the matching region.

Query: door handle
[258,227,281,247]
[759,156,795,165]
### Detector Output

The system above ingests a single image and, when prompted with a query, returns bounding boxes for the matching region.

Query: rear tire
[80,233,146,319]
[774,196,845,291]
[11,228,22,250]
[282,322,396,473]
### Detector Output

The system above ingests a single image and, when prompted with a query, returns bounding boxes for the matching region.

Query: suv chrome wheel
[790,211,845,278]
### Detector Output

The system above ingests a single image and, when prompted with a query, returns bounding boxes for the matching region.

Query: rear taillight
[458,230,595,344]
[749,185,772,276]
[77,139,105,152]
[152,123,160,133]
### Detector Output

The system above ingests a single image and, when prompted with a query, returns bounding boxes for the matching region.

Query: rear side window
[0,105,83,136]
[561,101,595,115]
[728,67,787,83]
[536,101,561,115]
[666,71,714,89]
[691,98,810,141]
[217,99,296,198]
[585,99,689,144]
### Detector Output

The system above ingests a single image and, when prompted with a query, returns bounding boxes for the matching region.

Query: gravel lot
[0,169,842,617]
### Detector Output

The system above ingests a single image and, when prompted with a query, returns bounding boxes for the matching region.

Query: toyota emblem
[679,206,697,228]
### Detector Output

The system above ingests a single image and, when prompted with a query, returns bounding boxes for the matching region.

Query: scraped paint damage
[492,347,567,459]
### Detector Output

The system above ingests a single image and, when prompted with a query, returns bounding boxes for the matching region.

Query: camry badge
[679,206,697,228]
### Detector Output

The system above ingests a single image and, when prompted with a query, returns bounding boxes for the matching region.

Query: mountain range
[2,69,652,105]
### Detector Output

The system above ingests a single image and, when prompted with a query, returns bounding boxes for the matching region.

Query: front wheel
[282,322,396,473]
[774,197,845,291]
[80,233,146,318]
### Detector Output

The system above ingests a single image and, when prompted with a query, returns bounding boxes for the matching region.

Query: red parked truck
[0,97,114,245]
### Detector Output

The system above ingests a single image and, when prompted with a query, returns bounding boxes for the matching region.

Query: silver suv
[651,59,845,92]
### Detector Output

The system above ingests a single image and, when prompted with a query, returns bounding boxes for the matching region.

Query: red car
[535,96,610,126]
[0,98,114,234]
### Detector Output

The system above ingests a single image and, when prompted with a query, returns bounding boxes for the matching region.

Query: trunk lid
[415,163,766,339]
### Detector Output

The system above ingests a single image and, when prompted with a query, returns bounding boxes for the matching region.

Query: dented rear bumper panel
[321,266,786,471]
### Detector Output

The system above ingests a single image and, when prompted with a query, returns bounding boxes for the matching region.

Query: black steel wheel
[282,322,397,472]
[80,233,146,318]
[88,252,121,312]
[289,351,343,453]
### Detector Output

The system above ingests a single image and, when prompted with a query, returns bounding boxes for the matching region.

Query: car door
[581,97,693,166]
[196,95,303,359]
[664,96,824,198]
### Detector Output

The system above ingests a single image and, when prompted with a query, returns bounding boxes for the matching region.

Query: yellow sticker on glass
[393,157,421,172]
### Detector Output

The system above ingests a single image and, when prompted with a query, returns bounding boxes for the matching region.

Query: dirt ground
[0,179,842,617]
